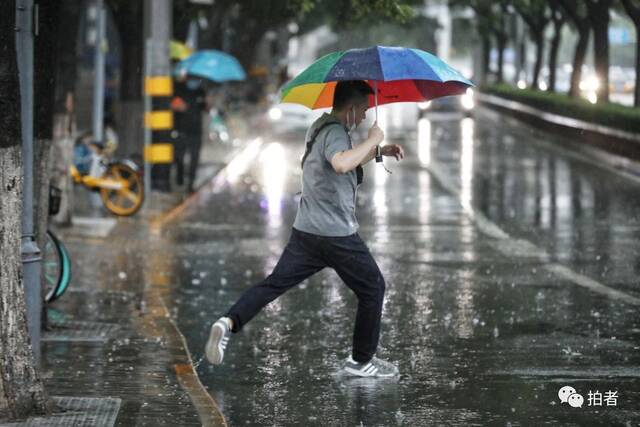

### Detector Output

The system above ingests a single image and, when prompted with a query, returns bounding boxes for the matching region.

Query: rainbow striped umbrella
[280,46,473,112]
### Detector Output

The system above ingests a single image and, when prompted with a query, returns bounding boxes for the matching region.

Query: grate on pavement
[43,320,121,342]
[0,397,121,427]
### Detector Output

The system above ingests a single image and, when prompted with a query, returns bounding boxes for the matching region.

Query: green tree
[494,1,511,83]
[557,0,591,97]
[513,0,549,90]
[547,0,567,92]
[195,0,417,69]
[584,0,614,103]
[449,0,491,84]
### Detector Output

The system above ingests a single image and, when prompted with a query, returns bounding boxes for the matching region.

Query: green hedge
[481,84,640,135]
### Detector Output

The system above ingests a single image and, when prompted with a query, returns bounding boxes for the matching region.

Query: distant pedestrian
[205,80,405,377]
[172,76,207,193]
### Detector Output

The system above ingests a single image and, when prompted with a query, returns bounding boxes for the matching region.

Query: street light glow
[580,76,600,92]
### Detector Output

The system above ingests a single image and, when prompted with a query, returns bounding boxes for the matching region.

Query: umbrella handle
[373,80,382,163]
[373,80,378,122]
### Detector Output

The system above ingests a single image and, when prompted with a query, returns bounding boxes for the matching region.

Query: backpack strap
[300,121,364,186]
[300,122,343,169]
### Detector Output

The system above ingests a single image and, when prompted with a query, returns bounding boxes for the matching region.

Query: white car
[418,88,475,117]
[267,102,325,134]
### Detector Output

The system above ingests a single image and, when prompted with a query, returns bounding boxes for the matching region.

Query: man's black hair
[333,80,373,110]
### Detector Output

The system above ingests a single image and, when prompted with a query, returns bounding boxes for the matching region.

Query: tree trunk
[531,32,545,90]
[592,18,610,103]
[569,27,589,97]
[636,32,640,107]
[111,0,144,159]
[481,35,491,85]
[496,33,506,84]
[51,0,81,226]
[548,22,563,92]
[586,0,611,103]
[230,26,268,72]
[547,1,563,92]
[0,1,50,419]
[34,0,61,329]
[556,0,591,98]
[620,0,640,107]
[495,5,507,85]
[201,3,230,49]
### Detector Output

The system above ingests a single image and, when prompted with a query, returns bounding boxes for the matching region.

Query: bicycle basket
[48,185,62,216]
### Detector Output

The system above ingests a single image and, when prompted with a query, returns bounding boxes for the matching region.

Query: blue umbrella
[175,50,246,83]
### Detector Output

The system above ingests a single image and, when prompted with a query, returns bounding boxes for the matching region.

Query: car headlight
[418,101,431,110]
[460,88,474,110]
[268,107,282,121]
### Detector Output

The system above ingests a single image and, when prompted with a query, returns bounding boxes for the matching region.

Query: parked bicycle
[72,130,144,216]
[43,229,72,302]
[44,186,71,303]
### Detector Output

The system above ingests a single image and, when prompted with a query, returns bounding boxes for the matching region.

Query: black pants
[174,132,202,189]
[226,228,385,363]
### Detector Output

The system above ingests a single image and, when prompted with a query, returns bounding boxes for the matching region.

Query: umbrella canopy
[174,50,247,83]
[280,46,473,109]
[170,40,193,61]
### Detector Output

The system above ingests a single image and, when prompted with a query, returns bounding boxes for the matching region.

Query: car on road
[266,102,325,135]
[417,88,475,117]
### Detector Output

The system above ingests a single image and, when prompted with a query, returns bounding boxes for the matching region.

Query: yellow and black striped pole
[143,0,174,193]
[144,75,174,191]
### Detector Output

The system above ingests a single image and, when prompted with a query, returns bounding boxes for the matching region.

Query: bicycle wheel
[100,162,145,216]
[43,230,72,302]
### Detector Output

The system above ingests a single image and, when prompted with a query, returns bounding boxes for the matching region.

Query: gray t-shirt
[293,113,358,237]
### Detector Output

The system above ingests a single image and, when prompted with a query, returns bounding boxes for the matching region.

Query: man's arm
[359,145,377,166]
[359,143,406,166]
[330,124,384,174]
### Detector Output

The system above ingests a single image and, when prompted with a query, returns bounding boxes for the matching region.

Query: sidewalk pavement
[1,111,261,427]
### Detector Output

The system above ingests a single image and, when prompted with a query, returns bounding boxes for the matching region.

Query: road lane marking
[424,159,640,306]
[545,263,640,305]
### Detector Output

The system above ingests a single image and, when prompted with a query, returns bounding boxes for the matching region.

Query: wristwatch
[375,145,382,163]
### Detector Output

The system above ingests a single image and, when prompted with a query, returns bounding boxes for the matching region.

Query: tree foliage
[184,0,419,67]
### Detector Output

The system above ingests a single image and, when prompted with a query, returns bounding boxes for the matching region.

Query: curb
[149,140,250,232]
[478,92,640,144]
[138,289,227,427]
[478,92,640,179]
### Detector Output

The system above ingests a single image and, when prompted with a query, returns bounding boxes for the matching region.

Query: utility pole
[90,0,106,145]
[16,0,41,364]
[144,0,174,193]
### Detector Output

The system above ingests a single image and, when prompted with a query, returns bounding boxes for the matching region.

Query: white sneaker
[205,317,232,365]
[343,356,399,377]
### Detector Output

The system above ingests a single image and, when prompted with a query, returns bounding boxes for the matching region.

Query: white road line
[424,160,640,306]
[545,263,640,305]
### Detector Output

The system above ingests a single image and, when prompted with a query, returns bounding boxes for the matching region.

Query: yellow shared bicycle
[72,132,144,216]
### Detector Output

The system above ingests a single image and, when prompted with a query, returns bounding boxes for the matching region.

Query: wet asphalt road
[158,107,640,426]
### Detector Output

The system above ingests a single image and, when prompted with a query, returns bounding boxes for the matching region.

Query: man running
[206,80,405,377]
